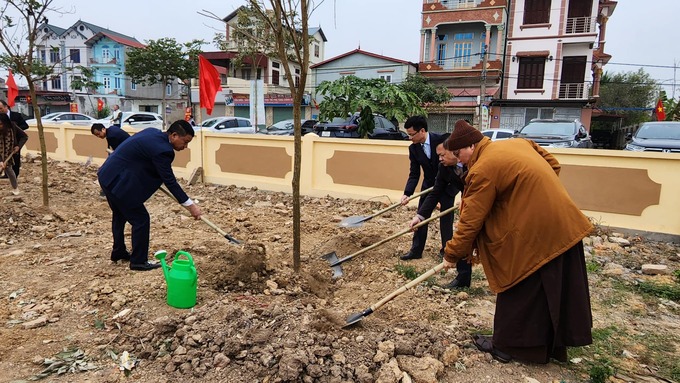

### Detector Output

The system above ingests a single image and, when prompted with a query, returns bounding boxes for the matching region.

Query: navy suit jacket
[98,129,188,207]
[403,132,455,196]
[105,125,131,150]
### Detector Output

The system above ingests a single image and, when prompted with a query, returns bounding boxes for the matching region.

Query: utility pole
[478,44,488,130]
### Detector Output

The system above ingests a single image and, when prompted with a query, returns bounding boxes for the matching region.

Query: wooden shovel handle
[370,263,445,312]
[332,205,457,266]
[364,187,433,221]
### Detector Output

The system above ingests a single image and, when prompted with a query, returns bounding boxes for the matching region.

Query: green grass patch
[629,332,680,381]
[636,281,680,302]
[586,261,602,273]
[393,264,437,286]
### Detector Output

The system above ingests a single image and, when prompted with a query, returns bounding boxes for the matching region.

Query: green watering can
[155,250,197,309]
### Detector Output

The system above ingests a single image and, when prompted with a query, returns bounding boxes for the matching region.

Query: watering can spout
[154,250,169,279]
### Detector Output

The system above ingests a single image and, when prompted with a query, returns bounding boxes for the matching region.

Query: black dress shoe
[400,252,422,260]
[111,252,131,263]
[443,277,471,289]
[130,262,162,271]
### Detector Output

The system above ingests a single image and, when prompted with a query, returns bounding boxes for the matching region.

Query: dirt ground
[0,158,678,383]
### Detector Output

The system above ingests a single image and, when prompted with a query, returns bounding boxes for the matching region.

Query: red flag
[97,98,104,111]
[199,55,222,115]
[6,70,18,107]
[655,99,666,121]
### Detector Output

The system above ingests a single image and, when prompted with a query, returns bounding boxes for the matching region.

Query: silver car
[200,117,255,134]
[118,112,164,130]
[26,112,100,126]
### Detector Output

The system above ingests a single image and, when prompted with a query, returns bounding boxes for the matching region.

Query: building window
[114,49,120,61]
[379,74,392,83]
[314,44,320,58]
[242,68,252,80]
[272,62,280,86]
[131,81,137,90]
[294,68,300,88]
[453,33,473,67]
[114,77,121,89]
[437,44,447,66]
[39,50,46,63]
[49,49,61,63]
[166,84,172,96]
[524,0,551,24]
[103,76,111,91]
[69,49,80,63]
[102,49,110,63]
[51,77,62,89]
[517,57,546,89]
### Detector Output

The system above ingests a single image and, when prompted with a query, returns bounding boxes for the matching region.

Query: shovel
[344,262,445,327]
[158,186,241,244]
[338,187,433,228]
[323,205,457,278]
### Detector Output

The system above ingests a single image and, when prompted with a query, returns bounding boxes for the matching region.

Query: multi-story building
[190,7,327,125]
[418,0,615,132]
[418,0,508,131]
[30,21,178,119]
[491,0,617,131]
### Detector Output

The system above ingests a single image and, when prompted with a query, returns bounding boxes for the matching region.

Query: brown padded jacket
[444,137,593,293]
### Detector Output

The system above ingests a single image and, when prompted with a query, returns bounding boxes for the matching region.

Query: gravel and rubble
[0,158,678,382]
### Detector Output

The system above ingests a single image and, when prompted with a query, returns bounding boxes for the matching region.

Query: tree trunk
[27,81,50,207]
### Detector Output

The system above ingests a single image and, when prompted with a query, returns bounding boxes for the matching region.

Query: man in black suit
[409,141,471,288]
[400,116,455,261]
[0,100,29,177]
[98,120,201,271]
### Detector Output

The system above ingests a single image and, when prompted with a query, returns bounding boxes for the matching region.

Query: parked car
[514,119,593,148]
[313,113,408,140]
[259,119,317,136]
[624,121,680,153]
[116,112,164,130]
[482,128,515,141]
[26,112,101,126]
[200,117,255,134]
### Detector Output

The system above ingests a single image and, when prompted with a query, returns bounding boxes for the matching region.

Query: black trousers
[11,152,20,177]
[102,188,151,264]
[410,191,456,259]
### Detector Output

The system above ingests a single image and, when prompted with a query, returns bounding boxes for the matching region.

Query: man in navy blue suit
[98,120,202,271]
[91,123,130,151]
[400,116,455,261]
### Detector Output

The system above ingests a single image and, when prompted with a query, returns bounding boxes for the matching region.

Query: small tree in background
[316,75,425,137]
[399,73,451,113]
[70,65,102,115]
[126,38,204,128]
[0,0,62,207]
[598,68,659,127]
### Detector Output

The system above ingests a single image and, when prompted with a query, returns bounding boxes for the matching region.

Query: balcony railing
[89,57,118,65]
[423,0,477,10]
[565,17,596,34]
[559,82,588,99]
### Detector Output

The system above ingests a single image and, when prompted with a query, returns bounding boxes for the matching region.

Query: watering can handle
[174,250,194,264]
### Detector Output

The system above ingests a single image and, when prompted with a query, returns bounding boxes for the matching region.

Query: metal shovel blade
[321,252,344,278]
[343,308,373,328]
[338,215,370,228]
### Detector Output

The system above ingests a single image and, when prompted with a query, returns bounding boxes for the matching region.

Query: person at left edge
[98,120,202,271]
[0,100,29,178]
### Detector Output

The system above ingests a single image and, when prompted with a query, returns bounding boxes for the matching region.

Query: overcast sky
[3,0,679,97]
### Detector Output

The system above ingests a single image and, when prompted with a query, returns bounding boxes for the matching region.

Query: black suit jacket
[9,111,28,131]
[403,132,454,196]
[418,163,465,219]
